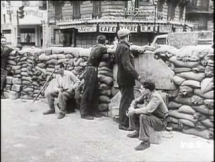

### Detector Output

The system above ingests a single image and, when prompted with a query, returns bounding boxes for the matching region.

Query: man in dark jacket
[80,35,116,120]
[115,29,141,130]
[1,36,13,99]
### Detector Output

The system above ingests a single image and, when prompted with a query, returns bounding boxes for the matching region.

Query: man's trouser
[46,89,75,114]
[129,113,165,142]
[119,86,134,127]
[80,66,99,116]
[1,69,7,96]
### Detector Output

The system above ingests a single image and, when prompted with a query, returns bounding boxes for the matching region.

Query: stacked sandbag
[165,45,214,139]
[97,53,114,113]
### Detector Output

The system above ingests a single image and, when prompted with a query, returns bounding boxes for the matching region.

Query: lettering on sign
[78,25,97,33]
[99,25,117,33]
[119,25,138,33]
[159,25,172,33]
[25,10,43,18]
[140,25,154,32]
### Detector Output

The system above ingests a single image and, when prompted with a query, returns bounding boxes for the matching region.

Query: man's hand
[127,106,136,116]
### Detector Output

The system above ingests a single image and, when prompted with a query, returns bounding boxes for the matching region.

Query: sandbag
[98,75,113,86]
[38,54,51,61]
[23,87,34,92]
[177,72,205,81]
[47,59,58,65]
[22,80,32,85]
[193,112,208,121]
[172,75,185,85]
[209,115,214,122]
[182,128,213,139]
[99,95,110,103]
[192,65,205,73]
[201,77,213,94]
[63,47,80,57]
[8,91,20,100]
[37,63,46,68]
[192,105,213,115]
[195,122,207,131]
[6,77,13,85]
[22,76,32,82]
[181,80,201,88]
[99,89,112,96]
[98,103,109,112]
[154,45,179,56]
[5,85,11,92]
[79,48,91,57]
[167,116,179,124]
[179,85,193,97]
[204,65,214,77]
[167,101,182,109]
[168,123,183,130]
[52,47,64,54]
[7,60,16,66]
[173,95,203,106]
[13,65,22,70]
[193,89,214,99]
[57,54,66,59]
[179,119,195,128]
[9,50,17,56]
[21,68,28,72]
[201,119,214,128]
[44,48,52,55]
[204,99,214,109]
[98,70,113,78]
[35,66,46,74]
[21,72,29,76]
[79,62,87,67]
[168,110,197,123]
[178,105,196,115]
[169,56,199,68]
[173,67,192,73]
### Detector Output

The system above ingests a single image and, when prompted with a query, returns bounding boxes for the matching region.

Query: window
[198,18,207,30]
[39,1,47,10]
[73,1,81,19]
[55,2,62,21]
[3,14,6,23]
[92,1,101,18]
[2,30,11,43]
[125,0,139,9]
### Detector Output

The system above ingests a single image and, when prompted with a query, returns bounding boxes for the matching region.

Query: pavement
[1,99,214,162]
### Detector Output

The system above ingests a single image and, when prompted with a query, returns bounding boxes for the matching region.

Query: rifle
[32,69,56,103]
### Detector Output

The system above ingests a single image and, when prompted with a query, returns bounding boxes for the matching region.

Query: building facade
[46,0,193,48]
[186,0,214,31]
[1,0,47,48]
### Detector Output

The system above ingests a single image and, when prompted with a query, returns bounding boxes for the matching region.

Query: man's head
[55,63,65,75]
[140,80,156,97]
[117,29,130,42]
[1,37,7,46]
[97,35,106,45]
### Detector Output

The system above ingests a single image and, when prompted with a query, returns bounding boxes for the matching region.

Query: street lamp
[152,0,158,33]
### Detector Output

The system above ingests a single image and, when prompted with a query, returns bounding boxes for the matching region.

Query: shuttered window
[92,1,101,18]
[73,1,81,19]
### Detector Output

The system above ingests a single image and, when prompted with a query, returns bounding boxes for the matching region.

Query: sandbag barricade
[155,45,214,139]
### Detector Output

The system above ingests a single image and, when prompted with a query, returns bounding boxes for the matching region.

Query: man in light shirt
[43,63,80,119]
[127,80,168,151]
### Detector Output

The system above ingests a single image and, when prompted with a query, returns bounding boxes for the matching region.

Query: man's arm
[121,46,140,80]
[130,94,145,109]
[69,72,80,88]
[54,76,60,92]
[135,95,160,114]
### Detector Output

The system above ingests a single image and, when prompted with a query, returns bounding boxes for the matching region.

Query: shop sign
[140,25,154,32]
[77,25,97,33]
[159,25,172,33]
[99,24,117,33]
[119,24,138,33]
[25,9,44,18]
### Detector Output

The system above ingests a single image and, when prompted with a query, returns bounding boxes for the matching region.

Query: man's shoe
[81,115,94,120]
[58,113,65,119]
[119,125,129,131]
[127,131,139,138]
[43,109,55,115]
[134,141,150,151]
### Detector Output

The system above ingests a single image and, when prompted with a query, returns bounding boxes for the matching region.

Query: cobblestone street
[1,99,214,162]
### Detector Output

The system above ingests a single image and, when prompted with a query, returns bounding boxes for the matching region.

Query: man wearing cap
[1,36,13,99]
[115,29,141,130]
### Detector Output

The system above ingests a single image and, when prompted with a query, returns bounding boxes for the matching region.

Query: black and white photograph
[1,0,214,161]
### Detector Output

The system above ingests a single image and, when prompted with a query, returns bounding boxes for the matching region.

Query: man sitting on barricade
[43,63,80,119]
